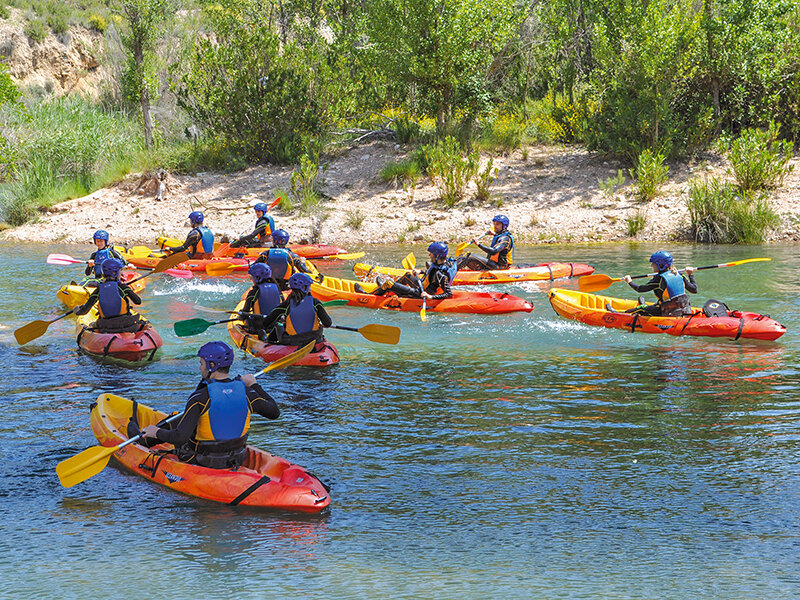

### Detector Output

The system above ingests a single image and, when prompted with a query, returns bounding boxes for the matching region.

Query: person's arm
[313,298,333,327]
[289,252,311,274]
[476,238,509,256]
[74,288,99,315]
[242,286,258,314]
[169,230,200,254]
[260,298,290,332]
[428,269,453,300]
[110,247,128,266]
[119,283,141,305]
[684,273,698,294]
[626,275,660,294]
[239,377,280,419]
[85,251,97,276]
[144,386,207,445]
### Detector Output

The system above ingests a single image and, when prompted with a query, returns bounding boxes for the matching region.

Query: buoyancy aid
[254,282,282,315]
[196,226,214,254]
[195,379,250,442]
[489,231,514,267]
[98,281,126,318]
[657,271,691,316]
[266,248,292,279]
[422,260,457,294]
[658,271,686,301]
[285,295,319,336]
[255,216,275,242]
[93,247,112,277]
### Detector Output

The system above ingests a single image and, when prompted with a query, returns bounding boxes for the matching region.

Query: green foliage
[394,115,420,144]
[25,18,48,42]
[423,136,478,208]
[631,149,669,202]
[728,122,794,192]
[626,209,647,237]
[380,158,421,186]
[344,208,365,230]
[599,170,626,197]
[289,153,324,213]
[479,113,526,153]
[474,157,496,203]
[45,4,70,34]
[0,4,9,19]
[687,177,780,243]
[87,13,107,32]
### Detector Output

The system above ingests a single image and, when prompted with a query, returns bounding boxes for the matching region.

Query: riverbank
[3,142,799,247]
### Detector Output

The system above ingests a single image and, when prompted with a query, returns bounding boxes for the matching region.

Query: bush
[728,122,794,192]
[87,13,107,32]
[474,157,497,203]
[423,136,478,208]
[46,10,69,35]
[289,153,324,213]
[25,19,48,43]
[686,177,780,244]
[344,208,365,230]
[481,113,526,153]
[631,149,668,202]
[394,115,420,144]
[626,209,647,237]
[380,158,420,186]
[0,4,9,19]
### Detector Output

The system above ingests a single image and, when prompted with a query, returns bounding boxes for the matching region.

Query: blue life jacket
[98,281,125,318]
[93,247,112,277]
[266,248,292,279]
[659,271,686,300]
[196,226,214,254]
[489,231,514,266]
[254,282,282,315]
[285,295,319,336]
[255,216,275,242]
[196,379,250,442]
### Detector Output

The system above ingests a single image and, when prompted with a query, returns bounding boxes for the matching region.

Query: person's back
[75,259,143,332]
[261,273,332,345]
[169,211,214,259]
[242,263,282,338]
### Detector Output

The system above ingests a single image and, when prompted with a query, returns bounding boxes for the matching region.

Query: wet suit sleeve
[110,247,127,266]
[312,298,333,327]
[246,382,280,419]
[684,274,697,294]
[170,230,200,255]
[260,297,291,332]
[119,283,141,305]
[242,286,258,314]
[476,238,510,257]
[429,269,453,300]
[289,251,311,274]
[85,251,97,276]
[74,287,99,315]
[154,384,207,445]
[628,276,661,294]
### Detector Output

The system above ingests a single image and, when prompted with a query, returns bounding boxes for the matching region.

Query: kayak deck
[353,261,594,285]
[75,306,163,362]
[57,271,145,308]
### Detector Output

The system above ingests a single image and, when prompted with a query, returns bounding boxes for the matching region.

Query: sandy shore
[3,142,799,248]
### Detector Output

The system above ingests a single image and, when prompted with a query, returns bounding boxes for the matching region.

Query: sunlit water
[1,241,799,599]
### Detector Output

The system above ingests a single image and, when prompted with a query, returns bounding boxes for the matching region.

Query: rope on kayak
[629,313,640,333]
[734,317,745,341]
[229,475,270,505]
[546,264,554,281]
[103,335,118,357]
[678,312,699,335]
[143,331,158,361]
[139,450,171,479]
[569,263,574,277]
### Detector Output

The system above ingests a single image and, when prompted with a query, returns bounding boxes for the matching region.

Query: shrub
[344,208,365,230]
[0,4,9,19]
[686,177,780,244]
[380,158,420,186]
[625,209,647,237]
[474,157,497,203]
[25,19,48,43]
[423,136,478,208]
[394,115,420,144]
[631,149,668,203]
[482,113,526,153]
[289,153,324,213]
[87,13,107,32]
[599,169,626,197]
[46,10,69,35]
[728,122,794,192]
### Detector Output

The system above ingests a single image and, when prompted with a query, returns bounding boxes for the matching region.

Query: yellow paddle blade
[401,253,416,270]
[205,262,239,276]
[455,241,469,257]
[721,257,771,267]
[358,323,401,345]
[56,445,117,488]
[578,274,620,292]
[153,251,189,273]
[14,319,50,345]
[322,252,366,260]
[258,340,316,374]
[420,300,427,322]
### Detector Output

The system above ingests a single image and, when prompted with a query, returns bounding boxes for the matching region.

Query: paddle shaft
[627,259,769,282]
[129,252,189,283]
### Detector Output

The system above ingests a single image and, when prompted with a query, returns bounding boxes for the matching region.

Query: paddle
[455,232,491,257]
[420,296,428,322]
[46,253,191,279]
[14,309,75,345]
[329,324,401,345]
[190,299,349,315]
[55,341,316,488]
[205,261,245,276]
[401,253,416,270]
[578,258,772,293]
[128,252,190,283]
[267,196,281,211]
[314,252,366,261]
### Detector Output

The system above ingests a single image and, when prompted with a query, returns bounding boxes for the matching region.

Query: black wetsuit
[242,281,283,337]
[627,272,698,316]
[169,227,214,259]
[74,281,143,332]
[458,231,513,271]
[375,261,454,299]
[232,216,275,248]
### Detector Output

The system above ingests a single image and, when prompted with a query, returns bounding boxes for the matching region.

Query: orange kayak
[156,236,346,259]
[227,301,340,367]
[90,393,331,512]
[76,306,163,362]
[548,288,786,341]
[121,252,251,273]
[57,271,146,308]
[311,275,534,314]
[353,261,595,285]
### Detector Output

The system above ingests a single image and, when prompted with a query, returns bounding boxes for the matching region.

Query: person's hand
[240,373,257,387]
[141,425,160,439]
[470,238,477,245]
[685,266,695,276]
[622,275,632,283]
[87,259,95,267]
[421,292,432,299]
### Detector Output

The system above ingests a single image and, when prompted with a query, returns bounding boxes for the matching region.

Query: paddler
[372,242,455,300]
[85,230,126,280]
[457,214,514,271]
[618,251,697,316]
[136,341,279,469]
[74,258,144,332]
[254,229,316,290]
[164,211,214,259]
[260,273,332,346]
[242,262,282,340]
[231,202,275,248]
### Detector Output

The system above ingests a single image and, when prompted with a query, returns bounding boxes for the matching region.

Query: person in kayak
[74,258,144,332]
[85,230,126,280]
[619,251,697,317]
[254,229,315,290]
[165,211,214,259]
[242,262,283,340]
[372,242,456,300]
[260,273,332,346]
[231,203,275,248]
[137,341,279,469]
[457,214,514,271]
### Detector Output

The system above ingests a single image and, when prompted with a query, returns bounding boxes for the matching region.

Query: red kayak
[76,306,163,362]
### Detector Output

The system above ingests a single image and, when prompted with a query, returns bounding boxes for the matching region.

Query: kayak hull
[227,301,339,367]
[120,252,251,273]
[57,271,145,308]
[76,307,163,362]
[311,275,534,314]
[353,262,595,285]
[548,288,786,341]
[157,235,346,259]
[90,393,331,512]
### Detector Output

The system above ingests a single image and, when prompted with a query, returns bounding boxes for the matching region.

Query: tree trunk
[141,86,154,149]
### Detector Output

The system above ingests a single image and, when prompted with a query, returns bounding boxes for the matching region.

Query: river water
[1,241,799,599]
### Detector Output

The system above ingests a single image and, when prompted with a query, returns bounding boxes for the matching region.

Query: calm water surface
[1,241,799,599]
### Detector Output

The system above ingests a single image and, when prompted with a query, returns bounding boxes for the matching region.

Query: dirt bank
[3,142,800,247]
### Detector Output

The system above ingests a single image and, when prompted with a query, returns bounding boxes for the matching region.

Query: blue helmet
[189,211,204,225]
[197,341,234,373]
[248,262,272,282]
[272,229,289,246]
[254,202,269,213]
[649,250,673,271]
[101,258,123,278]
[428,241,449,260]
[493,214,510,228]
[93,229,109,242]
[288,272,313,293]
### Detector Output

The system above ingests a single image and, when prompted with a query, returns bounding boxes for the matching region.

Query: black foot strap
[229,476,270,505]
